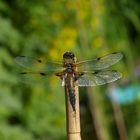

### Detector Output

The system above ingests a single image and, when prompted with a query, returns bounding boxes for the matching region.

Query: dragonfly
[15,51,123,112]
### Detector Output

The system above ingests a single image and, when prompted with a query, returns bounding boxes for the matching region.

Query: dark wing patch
[40,72,46,76]
[20,72,27,74]
[37,59,42,63]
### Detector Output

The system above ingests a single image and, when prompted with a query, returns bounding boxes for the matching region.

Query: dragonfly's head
[63,51,74,59]
[63,51,76,62]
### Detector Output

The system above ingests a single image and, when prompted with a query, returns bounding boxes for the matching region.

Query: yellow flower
[63,39,75,49]
[49,48,61,60]
[51,13,63,22]
[92,37,103,48]
[91,18,100,29]
[61,27,77,39]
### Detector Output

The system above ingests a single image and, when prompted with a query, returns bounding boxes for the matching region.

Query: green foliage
[0,124,33,140]
[0,0,140,139]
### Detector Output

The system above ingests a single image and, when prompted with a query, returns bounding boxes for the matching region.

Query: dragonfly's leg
[56,72,66,86]
[74,72,84,81]
[56,72,64,77]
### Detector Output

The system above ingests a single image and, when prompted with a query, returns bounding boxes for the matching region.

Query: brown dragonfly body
[56,52,83,111]
[15,51,123,112]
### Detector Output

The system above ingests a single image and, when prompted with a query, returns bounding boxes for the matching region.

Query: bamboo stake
[65,82,81,140]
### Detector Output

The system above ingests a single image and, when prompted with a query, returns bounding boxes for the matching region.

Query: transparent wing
[16,71,62,86]
[14,56,64,86]
[77,52,123,71]
[77,70,122,86]
[15,56,64,72]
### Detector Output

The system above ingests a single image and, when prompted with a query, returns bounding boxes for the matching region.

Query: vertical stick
[65,83,81,140]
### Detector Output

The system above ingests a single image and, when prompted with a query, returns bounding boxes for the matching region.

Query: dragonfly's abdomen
[65,74,76,112]
[68,88,76,111]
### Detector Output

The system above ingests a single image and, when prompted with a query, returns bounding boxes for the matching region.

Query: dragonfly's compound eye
[63,51,75,59]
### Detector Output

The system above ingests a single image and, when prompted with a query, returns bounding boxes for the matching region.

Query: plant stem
[65,83,81,140]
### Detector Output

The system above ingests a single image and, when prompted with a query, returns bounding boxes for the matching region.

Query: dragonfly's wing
[16,71,62,86]
[15,56,64,72]
[77,70,122,86]
[15,56,64,86]
[77,52,123,71]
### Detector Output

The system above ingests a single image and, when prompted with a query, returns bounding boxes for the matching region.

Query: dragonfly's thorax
[63,51,77,74]
[64,63,75,74]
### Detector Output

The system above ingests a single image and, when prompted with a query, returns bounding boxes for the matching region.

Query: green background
[0,0,140,140]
